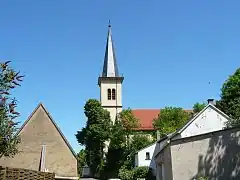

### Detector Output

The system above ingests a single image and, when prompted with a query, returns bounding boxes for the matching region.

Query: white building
[135,143,156,168]
[133,99,232,178]
[154,100,232,180]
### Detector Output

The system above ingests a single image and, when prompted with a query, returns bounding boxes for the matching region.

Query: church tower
[98,23,124,123]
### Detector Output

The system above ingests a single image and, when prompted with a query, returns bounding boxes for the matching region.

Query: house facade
[154,101,232,180]
[156,126,240,180]
[135,143,156,168]
[0,103,78,179]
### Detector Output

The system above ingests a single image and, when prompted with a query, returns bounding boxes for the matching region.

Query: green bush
[118,165,134,180]
[133,166,149,179]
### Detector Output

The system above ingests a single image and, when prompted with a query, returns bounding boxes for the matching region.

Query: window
[112,88,116,100]
[107,89,111,100]
[145,152,150,160]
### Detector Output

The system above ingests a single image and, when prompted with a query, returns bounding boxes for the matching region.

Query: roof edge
[176,104,232,135]
[154,104,233,158]
[135,142,156,154]
[171,124,240,145]
[16,103,78,160]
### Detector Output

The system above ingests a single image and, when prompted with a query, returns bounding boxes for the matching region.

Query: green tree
[193,102,206,114]
[75,99,112,178]
[77,149,87,177]
[217,68,240,126]
[124,134,154,169]
[117,135,153,179]
[0,61,24,158]
[118,108,139,132]
[153,107,191,137]
[118,108,139,146]
[103,109,153,179]
[101,118,126,179]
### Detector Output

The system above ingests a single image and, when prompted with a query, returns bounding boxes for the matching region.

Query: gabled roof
[135,135,169,154]
[174,103,232,135]
[17,103,77,159]
[154,103,232,158]
[132,109,192,131]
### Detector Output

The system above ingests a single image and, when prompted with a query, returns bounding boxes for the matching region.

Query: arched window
[107,89,111,100]
[112,88,116,100]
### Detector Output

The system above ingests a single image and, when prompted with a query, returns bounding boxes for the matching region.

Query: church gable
[0,103,77,178]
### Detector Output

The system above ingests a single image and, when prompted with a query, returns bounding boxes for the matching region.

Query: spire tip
[108,20,111,28]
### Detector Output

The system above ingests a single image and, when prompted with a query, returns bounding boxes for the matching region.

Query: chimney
[207,98,215,105]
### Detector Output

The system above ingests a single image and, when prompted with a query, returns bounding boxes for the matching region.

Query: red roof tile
[132,109,192,131]
[132,109,160,130]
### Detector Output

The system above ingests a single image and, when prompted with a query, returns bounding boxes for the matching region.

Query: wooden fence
[0,166,55,180]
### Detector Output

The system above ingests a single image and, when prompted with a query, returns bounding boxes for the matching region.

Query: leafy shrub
[118,165,134,180]
[133,166,149,179]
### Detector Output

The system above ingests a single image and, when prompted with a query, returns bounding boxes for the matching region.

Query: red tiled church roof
[132,109,192,131]
[132,109,159,130]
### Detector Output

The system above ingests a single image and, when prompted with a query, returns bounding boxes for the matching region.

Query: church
[99,24,168,131]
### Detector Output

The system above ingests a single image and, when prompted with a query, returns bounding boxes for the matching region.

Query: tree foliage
[103,110,153,179]
[124,134,154,169]
[217,68,240,126]
[118,165,135,180]
[101,118,126,179]
[77,149,87,177]
[118,108,140,147]
[118,108,139,133]
[133,166,149,179]
[75,99,112,177]
[118,166,149,180]
[193,102,206,114]
[76,103,154,179]
[153,107,191,137]
[0,61,24,158]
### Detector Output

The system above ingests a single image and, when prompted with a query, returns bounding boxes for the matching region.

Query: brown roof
[132,109,192,131]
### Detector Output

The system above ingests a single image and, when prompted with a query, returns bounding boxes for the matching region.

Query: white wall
[100,81,122,107]
[100,81,122,123]
[155,105,230,179]
[135,143,156,167]
[102,107,122,123]
[170,128,240,180]
[179,105,229,139]
[135,138,169,170]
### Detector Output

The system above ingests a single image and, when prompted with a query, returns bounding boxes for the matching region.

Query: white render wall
[135,143,156,167]
[179,105,228,139]
[155,104,231,180]
[100,81,122,107]
[100,81,122,123]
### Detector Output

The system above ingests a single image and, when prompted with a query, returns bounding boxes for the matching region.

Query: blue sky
[0,1,239,152]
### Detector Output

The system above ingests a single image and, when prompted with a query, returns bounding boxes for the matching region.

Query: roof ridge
[16,103,77,159]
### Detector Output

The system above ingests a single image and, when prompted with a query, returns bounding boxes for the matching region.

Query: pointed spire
[102,22,119,77]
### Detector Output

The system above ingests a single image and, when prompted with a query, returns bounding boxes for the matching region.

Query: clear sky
[0,1,239,152]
